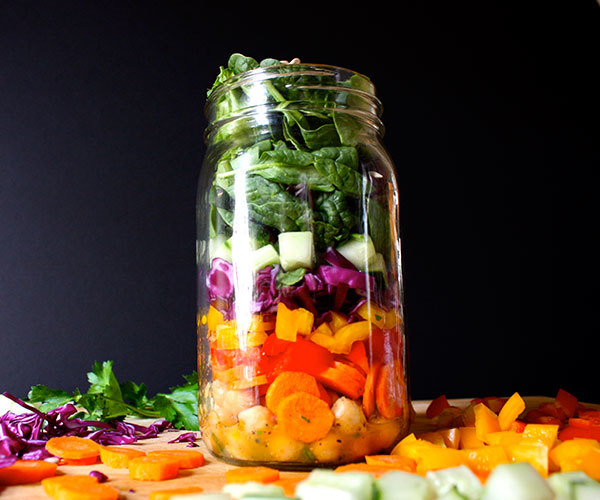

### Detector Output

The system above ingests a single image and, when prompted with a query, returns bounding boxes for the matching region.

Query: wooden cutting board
[0,396,590,499]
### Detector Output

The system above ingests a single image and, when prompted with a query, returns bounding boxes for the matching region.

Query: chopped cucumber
[278,231,314,271]
[549,471,599,500]
[375,470,436,500]
[573,481,600,500]
[481,463,554,500]
[367,252,388,286]
[437,487,468,500]
[209,235,232,263]
[427,465,483,500]
[336,234,376,271]
[222,481,286,498]
[251,244,280,272]
[296,469,375,500]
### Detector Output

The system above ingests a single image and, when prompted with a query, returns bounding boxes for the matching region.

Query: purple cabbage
[206,258,234,300]
[0,393,172,468]
[89,470,108,482]
[317,265,375,291]
[322,246,357,270]
[168,431,199,447]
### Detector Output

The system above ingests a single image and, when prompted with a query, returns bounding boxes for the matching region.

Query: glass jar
[196,59,410,468]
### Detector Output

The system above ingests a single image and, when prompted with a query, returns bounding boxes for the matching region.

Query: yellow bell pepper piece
[463,445,509,479]
[504,442,550,477]
[521,423,559,449]
[274,302,314,341]
[328,311,348,332]
[498,392,526,431]
[550,438,600,478]
[313,321,334,336]
[215,322,268,350]
[207,305,225,332]
[474,403,501,441]
[483,430,523,447]
[459,426,486,449]
[310,320,372,354]
[356,302,388,330]
[418,432,447,448]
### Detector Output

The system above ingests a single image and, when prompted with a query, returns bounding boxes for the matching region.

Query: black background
[1,1,598,404]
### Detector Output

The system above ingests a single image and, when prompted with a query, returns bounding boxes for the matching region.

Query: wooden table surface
[0,396,582,499]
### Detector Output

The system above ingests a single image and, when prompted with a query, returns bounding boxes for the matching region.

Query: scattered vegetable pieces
[0,459,57,485]
[45,436,101,460]
[99,446,146,469]
[147,449,206,469]
[128,455,180,481]
[225,465,280,484]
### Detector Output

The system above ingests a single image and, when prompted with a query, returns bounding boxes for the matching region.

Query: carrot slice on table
[225,466,280,484]
[375,363,405,419]
[42,476,100,498]
[316,361,366,400]
[53,480,120,500]
[362,360,381,418]
[272,476,308,497]
[265,371,320,412]
[99,446,146,468]
[149,486,205,500]
[128,455,180,481]
[0,459,57,485]
[61,456,99,466]
[45,436,101,460]
[147,449,206,469]
[276,392,335,443]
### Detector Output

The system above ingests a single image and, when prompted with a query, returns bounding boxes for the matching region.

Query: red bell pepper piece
[471,396,508,414]
[509,420,527,433]
[426,394,451,419]
[555,388,579,418]
[558,424,600,442]
[578,410,600,422]
[537,401,568,421]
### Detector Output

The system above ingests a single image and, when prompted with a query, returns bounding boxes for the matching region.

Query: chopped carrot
[276,392,335,443]
[42,476,100,498]
[45,436,101,460]
[316,381,332,406]
[0,459,57,485]
[497,392,526,431]
[346,341,369,375]
[147,449,206,469]
[225,466,280,484]
[365,454,417,472]
[362,360,381,419]
[272,476,308,497]
[149,486,205,500]
[316,361,366,400]
[375,363,405,419]
[265,371,320,413]
[53,480,119,500]
[99,446,146,468]
[128,455,180,481]
[61,456,99,466]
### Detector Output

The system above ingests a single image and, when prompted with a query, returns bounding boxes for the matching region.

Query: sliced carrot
[272,476,308,497]
[316,381,332,406]
[147,449,206,469]
[375,363,405,419]
[316,361,366,400]
[0,459,57,485]
[53,480,119,500]
[265,371,321,413]
[61,456,99,466]
[99,446,146,468]
[362,360,381,419]
[128,455,180,481]
[365,454,417,472]
[497,392,526,431]
[346,341,369,375]
[276,392,335,443]
[149,486,205,500]
[45,436,101,460]
[225,466,280,484]
[42,476,100,498]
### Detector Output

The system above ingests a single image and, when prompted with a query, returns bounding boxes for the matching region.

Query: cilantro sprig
[26,361,199,430]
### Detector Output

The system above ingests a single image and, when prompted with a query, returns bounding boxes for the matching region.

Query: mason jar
[196,56,410,468]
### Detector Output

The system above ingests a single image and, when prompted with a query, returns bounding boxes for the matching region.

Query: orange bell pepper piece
[415,445,467,475]
[459,427,486,449]
[439,428,461,449]
[355,301,388,330]
[498,392,526,431]
[504,442,550,477]
[463,445,510,480]
[550,438,600,479]
[418,432,447,447]
[474,403,501,441]
[206,305,225,332]
[275,302,314,342]
[215,323,267,350]
[521,423,559,449]
[483,430,523,447]
[425,395,451,419]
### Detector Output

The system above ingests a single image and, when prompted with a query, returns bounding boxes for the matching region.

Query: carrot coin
[265,371,320,413]
[276,392,334,443]
[147,449,205,469]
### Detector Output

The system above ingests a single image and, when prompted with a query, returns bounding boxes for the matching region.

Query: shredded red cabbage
[206,258,234,300]
[0,393,172,468]
[322,247,357,270]
[89,470,108,482]
[317,265,375,290]
[168,431,199,447]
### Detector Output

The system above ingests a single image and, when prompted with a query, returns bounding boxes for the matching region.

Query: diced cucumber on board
[548,471,600,500]
[375,470,437,500]
[278,231,314,271]
[481,463,554,500]
[427,465,483,500]
[251,244,280,272]
[296,469,375,500]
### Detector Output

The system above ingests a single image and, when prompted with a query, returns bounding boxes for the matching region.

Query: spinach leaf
[368,198,392,260]
[275,268,306,288]
[312,146,365,196]
[313,190,357,250]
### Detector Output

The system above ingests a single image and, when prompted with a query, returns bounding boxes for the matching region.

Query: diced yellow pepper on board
[498,392,526,431]
[474,403,501,441]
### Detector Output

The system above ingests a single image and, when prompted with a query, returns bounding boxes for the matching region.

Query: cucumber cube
[375,470,436,500]
[438,488,468,500]
[426,465,483,499]
[573,482,600,500]
[223,481,286,498]
[251,244,280,272]
[278,231,314,271]
[336,234,376,271]
[296,469,374,500]
[209,235,232,263]
[481,463,554,500]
